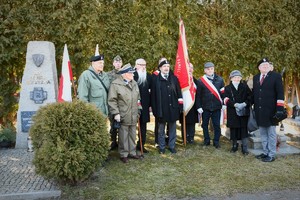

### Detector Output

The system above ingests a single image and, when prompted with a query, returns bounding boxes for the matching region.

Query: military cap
[117,63,135,74]
[113,55,122,61]
[90,54,104,62]
[158,60,170,69]
[257,57,269,68]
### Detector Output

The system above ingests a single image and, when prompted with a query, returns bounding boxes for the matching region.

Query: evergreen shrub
[30,100,110,185]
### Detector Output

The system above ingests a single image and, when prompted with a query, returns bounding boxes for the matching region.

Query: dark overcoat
[134,71,152,123]
[151,72,182,123]
[224,81,252,128]
[252,71,284,126]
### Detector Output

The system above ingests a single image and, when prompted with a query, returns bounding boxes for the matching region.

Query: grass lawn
[60,121,300,200]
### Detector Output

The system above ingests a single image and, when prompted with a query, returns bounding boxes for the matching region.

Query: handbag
[248,106,258,132]
[272,108,288,124]
[230,88,250,117]
[113,120,121,129]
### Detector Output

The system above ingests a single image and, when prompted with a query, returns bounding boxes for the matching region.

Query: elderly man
[77,54,110,116]
[107,55,123,150]
[196,62,225,148]
[134,58,152,153]
[151,59,183,154]
[253,58,285,162]
[108,64,141,163]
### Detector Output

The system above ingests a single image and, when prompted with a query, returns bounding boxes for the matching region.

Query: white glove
[222,105,226,110]
[236,103,246,110]
[114,114,120,122]
[197,108,203,114]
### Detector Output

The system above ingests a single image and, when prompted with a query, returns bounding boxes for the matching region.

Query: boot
[230,143,238,153]
[241,138,249,155]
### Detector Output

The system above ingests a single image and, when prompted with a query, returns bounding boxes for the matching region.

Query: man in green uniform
[77,54,110,116]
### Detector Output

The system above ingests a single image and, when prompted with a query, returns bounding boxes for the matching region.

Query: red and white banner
[174,19,195,115]
[58,44,73,102]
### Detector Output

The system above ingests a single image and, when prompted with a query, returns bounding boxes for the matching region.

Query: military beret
[90,54,104,62]
[158,60,170,69]
[113,55,122,61]
[117,63,135,74]
[257,57,269,68]
[204,62,214,68]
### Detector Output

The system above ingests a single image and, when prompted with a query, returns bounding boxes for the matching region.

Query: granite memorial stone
[16,41,58,149]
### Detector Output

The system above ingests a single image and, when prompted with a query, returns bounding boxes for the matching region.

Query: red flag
[174,19,195,115]
[58,44,73,102]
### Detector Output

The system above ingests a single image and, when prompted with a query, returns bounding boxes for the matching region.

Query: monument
[16,41,58,149]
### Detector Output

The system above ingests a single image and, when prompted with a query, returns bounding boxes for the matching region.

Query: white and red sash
[200,75,223,104]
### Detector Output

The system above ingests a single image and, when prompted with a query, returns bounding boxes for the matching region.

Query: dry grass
[60,121,300,200]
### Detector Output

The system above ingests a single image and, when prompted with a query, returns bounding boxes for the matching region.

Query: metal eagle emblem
[32,54,44,67]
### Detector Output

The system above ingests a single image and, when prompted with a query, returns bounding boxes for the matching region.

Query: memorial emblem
[30,87,47,104]
[32,54,44,67]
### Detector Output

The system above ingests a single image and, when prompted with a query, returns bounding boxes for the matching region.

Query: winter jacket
[108,76,141,126]
[77,66,110,116]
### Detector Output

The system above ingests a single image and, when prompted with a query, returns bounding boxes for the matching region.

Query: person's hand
[222,105,226,110]
[114,114,120,122]
[197,108,203,114]
[235,103,246,110]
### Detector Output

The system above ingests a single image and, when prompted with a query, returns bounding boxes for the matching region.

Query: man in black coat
[151,59,183,154]
[253,58,285,162]
[196,62,225,148]
[134,58,152,153]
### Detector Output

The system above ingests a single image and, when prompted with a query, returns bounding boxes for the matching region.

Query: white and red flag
[174,19,196,115]
[58,44,73,102]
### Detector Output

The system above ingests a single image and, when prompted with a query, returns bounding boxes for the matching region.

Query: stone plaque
[16,41,58,148]
[21,111,36,132]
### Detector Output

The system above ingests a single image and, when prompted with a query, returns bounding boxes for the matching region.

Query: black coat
[134,71,152,123]
[252,71,284,126]
[224,82,252,128]
[151,72,182,123]
[196,74,225,111]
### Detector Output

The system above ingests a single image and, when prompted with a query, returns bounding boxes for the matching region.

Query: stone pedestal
[16,41,58,149]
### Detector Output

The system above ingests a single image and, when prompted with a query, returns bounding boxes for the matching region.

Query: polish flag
[58,44,73,102]
[174,19,195,115]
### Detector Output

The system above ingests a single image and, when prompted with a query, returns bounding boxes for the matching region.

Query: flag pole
[183,114,187,146]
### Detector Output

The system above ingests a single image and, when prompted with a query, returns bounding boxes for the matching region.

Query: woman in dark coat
[224,70,252,154]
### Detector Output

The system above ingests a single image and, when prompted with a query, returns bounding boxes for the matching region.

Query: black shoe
[204,142,210,146]
[143,148,149,153]
[127,154,140,159]
[169,148,177,154]
[159,148,165,154]
[255,153,268,159]
[262,156,275,162]
[242,150,249,155]
[230,144,238,153]
[110,141,118,150]
[213,143,220,149]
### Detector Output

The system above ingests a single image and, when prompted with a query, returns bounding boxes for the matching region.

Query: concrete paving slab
[0,149,61,200]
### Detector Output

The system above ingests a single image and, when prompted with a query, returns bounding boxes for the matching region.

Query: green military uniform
[107,69,120,84]
[77,66,110,116]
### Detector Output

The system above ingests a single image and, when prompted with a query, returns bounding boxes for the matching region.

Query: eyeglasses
[138,63,146,66]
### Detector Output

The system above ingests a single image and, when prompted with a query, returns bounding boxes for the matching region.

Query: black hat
[90,54,104,62]
[158,60,170,69]
[117,63,135,74]
[257,57,269,68]
[113,55,122,61]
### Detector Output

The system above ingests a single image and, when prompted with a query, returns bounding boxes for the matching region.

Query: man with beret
[253,58,285,162]
[108,63,141,163]
[134,58,152,153]
[151,59,183,154]
[196,62,225,148]
[77,54,110,116]
[107,55,123,150]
